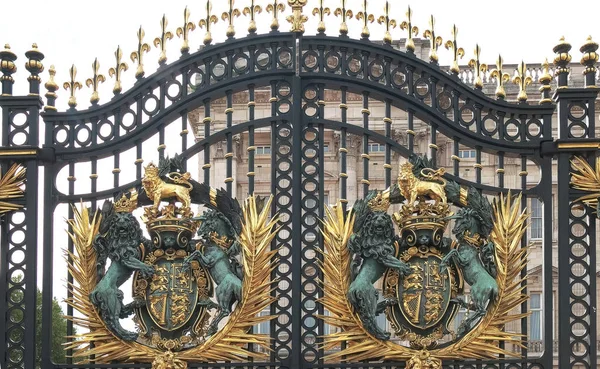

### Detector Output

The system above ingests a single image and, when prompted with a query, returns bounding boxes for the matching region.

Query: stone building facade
[189,38,600,364]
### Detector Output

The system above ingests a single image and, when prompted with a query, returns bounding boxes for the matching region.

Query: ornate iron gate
[0,2,598,369]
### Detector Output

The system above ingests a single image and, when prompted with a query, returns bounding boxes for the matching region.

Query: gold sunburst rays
[0,164,26,215]
[571,156,600,210]
[319,193,530,362]
[65,195,279,365]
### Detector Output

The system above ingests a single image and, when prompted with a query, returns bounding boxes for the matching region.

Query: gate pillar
[554,37,599,369]
[0,46,44,369]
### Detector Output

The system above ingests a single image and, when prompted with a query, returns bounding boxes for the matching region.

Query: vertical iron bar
[225,90,233,196]
[452,140,459,176]
[248,85,255,195]
[340,87,348,213]
[384,99,392,188]
[203,99,211,185]
[361,92,369,196]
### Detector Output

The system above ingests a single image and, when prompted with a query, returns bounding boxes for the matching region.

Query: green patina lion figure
[90,200,155,341]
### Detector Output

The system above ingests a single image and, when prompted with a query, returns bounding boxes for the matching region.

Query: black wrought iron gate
[0,5,598,369]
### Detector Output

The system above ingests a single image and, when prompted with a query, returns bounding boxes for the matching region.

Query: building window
[530,198,542,239]
[458,149,476,159]
[368,143,386,153]
[256,146,271,155]
[530,293,542,341]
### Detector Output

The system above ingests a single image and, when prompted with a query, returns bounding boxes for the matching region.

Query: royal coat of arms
[65,155,278,368]
[320,155,530,367]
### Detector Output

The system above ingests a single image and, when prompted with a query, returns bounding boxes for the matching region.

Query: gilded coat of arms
[65,155,279,368]
[320,155,530,366]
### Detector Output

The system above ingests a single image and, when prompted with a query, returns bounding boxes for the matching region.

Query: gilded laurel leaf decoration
[571,156,600,210]
[0,163,26,215]
[319,192,529,362]
[65,195,279,365]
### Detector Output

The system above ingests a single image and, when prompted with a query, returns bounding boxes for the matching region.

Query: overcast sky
[1,0,598,111]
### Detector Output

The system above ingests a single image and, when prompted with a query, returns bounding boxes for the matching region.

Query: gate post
[554,37,599,369]
[0,45,44,369]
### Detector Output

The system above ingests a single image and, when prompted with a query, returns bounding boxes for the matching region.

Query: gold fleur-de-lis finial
[377,1,396,44]
[243,0,262,34]
[63,64,82,108]
[513,61,533,102]
[266,0,285,31]
[108,46,128,95]
[468,44,487,90]
[423,15,443,63]
[399,6,419,53]
[356,0,375,39]
[286,0,308,33]
[334,0,353,36]
[85,58,106,105]
[489,55,510,99]
[131,26,151,79]
[312,0,331,34]
[199,1,219,45]
[154,14,174,65]
[176,7,196,54]
[222,0,241,38]
[444,25,464,74]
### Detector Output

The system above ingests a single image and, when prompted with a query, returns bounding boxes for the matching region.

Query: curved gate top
[0,2,599,369]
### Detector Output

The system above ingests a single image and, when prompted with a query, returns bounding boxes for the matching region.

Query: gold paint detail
[112,168,121,174]
[383,164,392,169]
[468,44,487,89]
[224,153,234,158]
[247,172,255,177]
[63,64,82,108]
[157,144,167,151]
[367,191,390,211]
[202,163,212,169]
[334,0,352,35]
[209,187,218,206]
[429,144,439,150]
[224,177,234,183]
[355,0,375,39]
[243,0,262,33]
[451,155,460,162]
[339,173,348,178]
[154,14,174,65]
[247,101,256,107]
[202,117,213,124]
[571,156,600,210]
[513,61,533,102]
[199,1,219,45]
[383,117,392,124]
[317,100,326,106]
[361,108,370,115]
[519,171,528,176]
[558,142,600,149]
[406,129,416,136]
[553,36,572,79]
[377,1,396,44]
[108,46,129,95]
[135,158,144,164]
[67,176,77,182]
[361,153,370,160]
[399,6,419,52]
[313,0,331,34]
[222,0,241,38]
[131,26,151,79]
[473,163,483,169]
[114,191,139,213]
[361,179,370,185]
[180,130,189,136]
[286,0,308,33]
[224,107,234,114]
[90,174,98,179]
[459,187,468,206]
[269,97,277,103]
[496,168,505,174]
[339,103,348,109]
[0,164,26,215]
[423,15,443,63]
[266,0,286,31]
[44,65,58,109]
[321,192,529,361]
[444,25,465,74]
[490,55,510,99]
[0,149,37,156]
[86,58,106,104]
[176,7,196,53]
[338,147,348,153]
[64,195,279,364]
[247,146,256,152]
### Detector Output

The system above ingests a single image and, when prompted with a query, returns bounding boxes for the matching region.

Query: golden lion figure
[142,163,193,212]
[398,162,447,205]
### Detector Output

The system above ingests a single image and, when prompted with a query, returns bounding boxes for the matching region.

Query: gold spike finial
[243,0,263,34]
[44,65,58,111]
[312,0,331,34]
[199,1,219,45]
[63,64,82,108]
[538,57,553,104]
[266,0,286,31]
[399,6,419,53]
[131,26,151,79]
[423,15,443,63]
[176,7,196,53]
[444,25,464,74]
[377,1,396,44]
[85,58,106,105]
[489,54,510,99]
[513,60,533,102]
[222,0,241,38]
[108,46,128,95]
[468,44,487,90]
[580,35,599,87]
[334,0,352,35]
[355,0,375,39]
[286,0,308,33]
[154,14,174,65]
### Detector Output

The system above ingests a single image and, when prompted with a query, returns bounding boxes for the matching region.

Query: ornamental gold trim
[0,163,26,215]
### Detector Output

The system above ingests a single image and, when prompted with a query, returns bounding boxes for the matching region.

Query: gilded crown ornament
[199,1,218,45]
[154,15,174,66]
[85,58,106,104]
[108,46,128,95]
[423,16,443,63]
[355,0,375,39]
[490,54,510,99]
[131,26,151,79]
[63,64,82,108]
[444,25,464,75]
[400,6,419,53]
[367,191,390,212]
[468,44,487,90]
[65,155,279,368]
[243,0,262,34]
[222,0,241,39]
[312,0,330,34]
[513,60,532,102]
[266,0,285,31]
[334,0,352,36]
[176,7,196,54]
[377,1,396,45]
